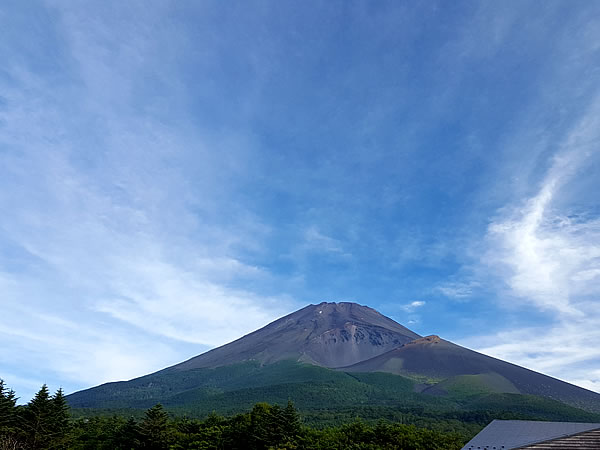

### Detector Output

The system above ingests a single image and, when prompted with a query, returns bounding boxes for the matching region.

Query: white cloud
[303,226,345,254]
[463,96,600,391]
[401,300,426,312]
[95,258,287,346]
[0,276,183,391]
[0,2,296,399]
[436,281,480,300]
[484,97,600,315]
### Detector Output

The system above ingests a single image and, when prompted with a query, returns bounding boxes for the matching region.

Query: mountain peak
[299,301,399,325]
[312,301,372,308]
[172,302,421,370]
[309,300,375,310]
[406,335,442,345]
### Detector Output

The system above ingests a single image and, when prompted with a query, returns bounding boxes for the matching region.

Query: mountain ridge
[67,301,600,416]
[342,334,600,412]
[174,301,421,370]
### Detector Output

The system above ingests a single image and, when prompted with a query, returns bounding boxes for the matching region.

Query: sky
[1,0,600,402]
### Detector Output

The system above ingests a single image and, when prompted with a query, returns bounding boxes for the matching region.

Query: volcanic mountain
[174,301,421,370]
[67,302,600,417]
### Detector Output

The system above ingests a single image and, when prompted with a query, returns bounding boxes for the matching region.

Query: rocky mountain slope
[174,302,421,370]
[67,302,600,415]
[343,335,600,412]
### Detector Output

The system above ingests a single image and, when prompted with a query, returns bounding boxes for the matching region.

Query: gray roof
[462,420,600,450]
[517,427,600,448]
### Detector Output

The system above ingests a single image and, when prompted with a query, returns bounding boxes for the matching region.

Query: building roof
[462,420,600,450]
[516,427,600,449]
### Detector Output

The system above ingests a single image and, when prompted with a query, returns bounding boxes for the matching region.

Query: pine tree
[0,379,18,432]
[48,388,70,448]
[114,417,140,450]
[249,402,273,449]
[21,384,54,449]
[138,404,171,449]
[281,400,301,445]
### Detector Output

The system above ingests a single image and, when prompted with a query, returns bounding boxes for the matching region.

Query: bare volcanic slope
[67,303,600,417]
[66,302,424,411]
[175,302,421,370]
[343,335,600,412]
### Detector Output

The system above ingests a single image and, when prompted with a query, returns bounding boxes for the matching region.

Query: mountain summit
[175,301,421,370]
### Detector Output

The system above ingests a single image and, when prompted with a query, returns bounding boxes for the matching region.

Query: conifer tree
[281,400,301,445]
[139,403,171,449]
[249,402,273,449]
[0,379,18,432]
[115,417,140,450]
[21,384,54,449]
[48,388,70,448]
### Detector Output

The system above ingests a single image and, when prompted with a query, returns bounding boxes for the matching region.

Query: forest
[0,380,465,449]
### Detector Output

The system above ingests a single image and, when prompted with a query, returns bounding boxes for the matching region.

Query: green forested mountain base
[66,360,600,440]
[5,375,600,449]
[69,404,467,450]
[3,379,465,449]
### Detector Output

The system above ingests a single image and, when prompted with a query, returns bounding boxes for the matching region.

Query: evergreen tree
[21,384,54,449]
[0,379,18,432]
[114,417,140,450]
[48,388,70,448]
[249,402,273,449]
[281,400,301,445]
[139,404,171,449]
[221,412,251,450]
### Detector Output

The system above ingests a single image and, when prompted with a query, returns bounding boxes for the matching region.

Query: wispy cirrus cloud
[0,2,296,401]
[459,95,600,391]
[303,226,346,254]
[3,0,600,401]
[401,300,426,312]
[483,97,600,316]
[435,281,481,300]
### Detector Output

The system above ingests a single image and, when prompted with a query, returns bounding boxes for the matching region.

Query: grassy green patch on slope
[424,373,520,398]
[462,393,600,422]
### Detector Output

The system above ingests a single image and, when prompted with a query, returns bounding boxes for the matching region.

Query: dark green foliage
[49,388,71,448]
[0,379,18,432]
[171,414,226,449]
[246,402,302,449]
[68,415,126,449]
[138,404,171,449]
[68,415,142,450]
[4,379,600,449]
[282,400,302,443]
[0,379,470,449]
[301,419,464,449]
[21,384,55,449]
[115,417,141,449]
[66,360,600,429]
[0,379,23,449]
[66,363,600,445]
[67,360,366,410]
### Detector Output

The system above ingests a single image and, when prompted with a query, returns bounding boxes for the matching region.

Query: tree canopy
[0,380,467,449]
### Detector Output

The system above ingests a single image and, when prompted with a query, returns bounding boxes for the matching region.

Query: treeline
[1,380,465,449]
[1,380,69,449]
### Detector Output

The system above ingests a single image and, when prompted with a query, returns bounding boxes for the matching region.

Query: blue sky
[1,1,600,402]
